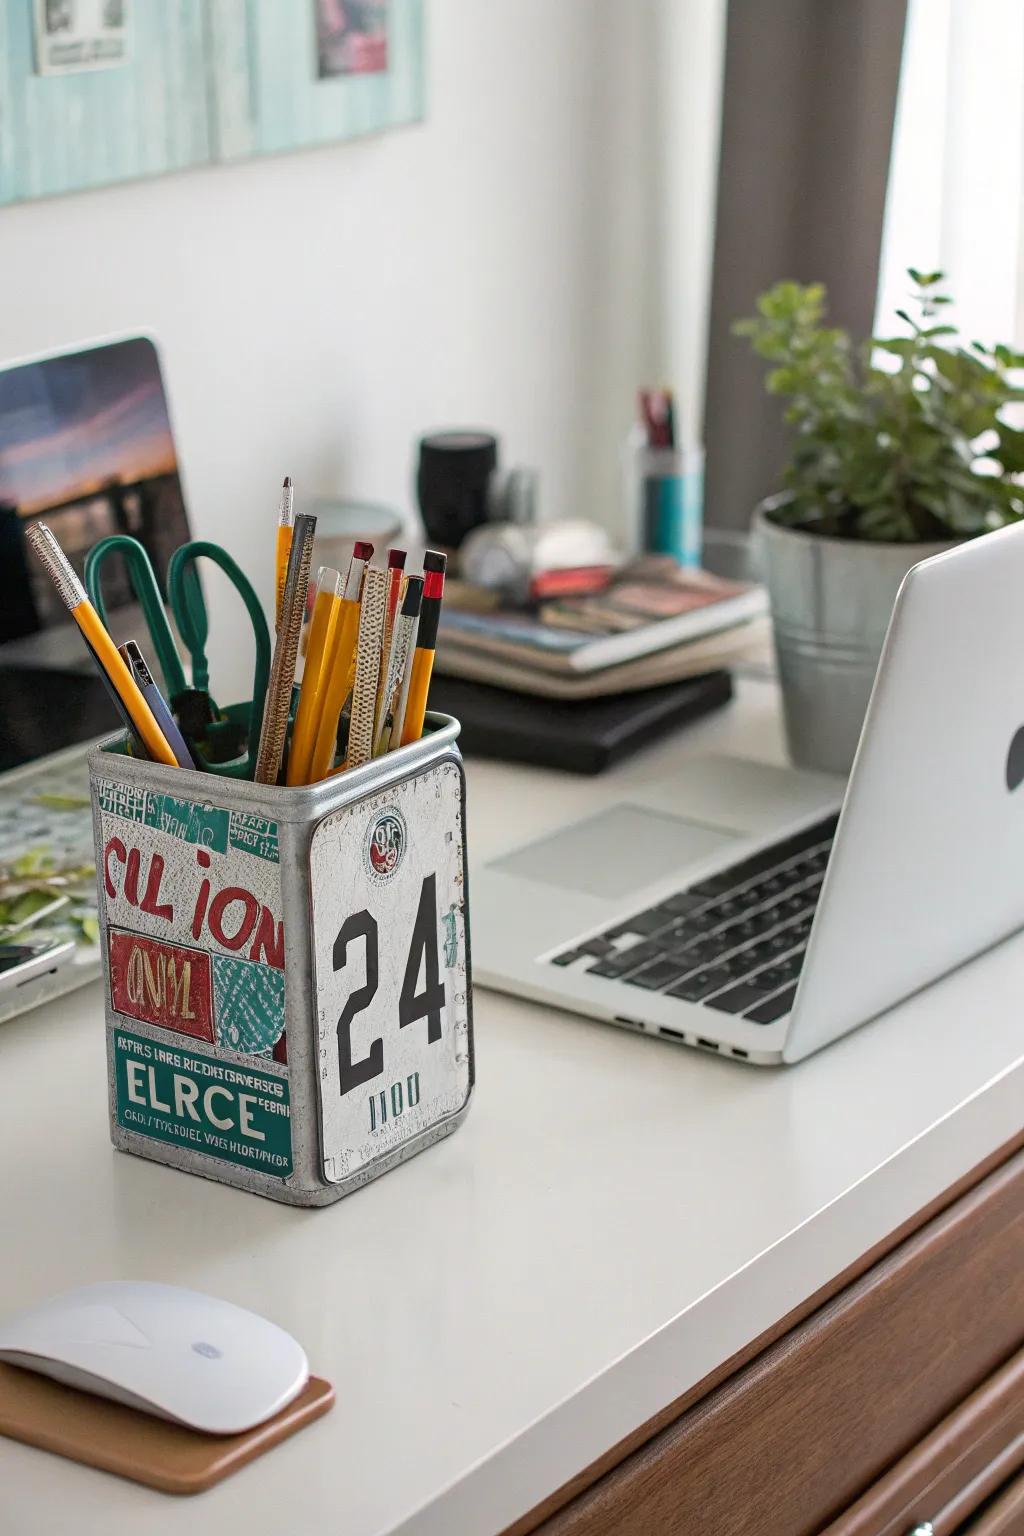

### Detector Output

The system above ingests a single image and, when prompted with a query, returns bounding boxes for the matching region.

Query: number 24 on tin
[331,872,446,1096]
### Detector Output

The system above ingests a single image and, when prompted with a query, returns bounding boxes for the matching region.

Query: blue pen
[118,640,196,770]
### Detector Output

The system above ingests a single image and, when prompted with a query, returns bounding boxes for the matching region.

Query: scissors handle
[168,541,271,777]
[84,536,188,700]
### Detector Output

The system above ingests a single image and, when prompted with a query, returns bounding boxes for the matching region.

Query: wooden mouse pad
[0,1364,334,1494]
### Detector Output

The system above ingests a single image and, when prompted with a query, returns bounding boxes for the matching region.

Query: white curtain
[876,0,1024,347]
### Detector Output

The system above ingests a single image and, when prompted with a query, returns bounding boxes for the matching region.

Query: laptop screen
[0,336,191,770]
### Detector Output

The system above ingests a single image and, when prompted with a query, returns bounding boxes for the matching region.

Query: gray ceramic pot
[754,499,952,774]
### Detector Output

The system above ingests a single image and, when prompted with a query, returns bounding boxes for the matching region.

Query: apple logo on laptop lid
[1005,725,1024,792]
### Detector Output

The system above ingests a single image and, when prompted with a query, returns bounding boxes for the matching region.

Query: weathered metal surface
[89,714,473,1207]
[311,759,472,1184]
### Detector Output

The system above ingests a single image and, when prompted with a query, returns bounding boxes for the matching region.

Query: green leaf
[736,268,1023,542]
[75,914,100,946]
[10,847,54,878]
[995,424,1024,474]
[7,890,58,924]
[908,268,943,286]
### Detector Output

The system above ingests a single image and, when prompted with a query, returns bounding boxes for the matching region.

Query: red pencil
[381,548,407,671]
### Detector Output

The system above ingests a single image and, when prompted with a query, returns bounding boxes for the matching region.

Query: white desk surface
[3,677,1024,1536]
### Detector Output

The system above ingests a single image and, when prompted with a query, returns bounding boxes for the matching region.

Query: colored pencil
[274,476,295,629]
[380,548,407,680]
[286,566,342,786]
[346,565,388,770]
[401,550,446,745]
[25,523,178,767]
[255,512,316,784]
[307,542,372,783]
[374,575,422,756]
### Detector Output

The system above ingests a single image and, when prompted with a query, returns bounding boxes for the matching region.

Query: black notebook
[428,671,733,775]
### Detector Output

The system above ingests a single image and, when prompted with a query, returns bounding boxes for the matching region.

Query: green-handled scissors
[85,535,271,778]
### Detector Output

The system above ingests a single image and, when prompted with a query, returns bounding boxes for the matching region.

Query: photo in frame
[0,0,426,207]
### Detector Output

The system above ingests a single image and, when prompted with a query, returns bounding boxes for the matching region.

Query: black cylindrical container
[416,431,498,548]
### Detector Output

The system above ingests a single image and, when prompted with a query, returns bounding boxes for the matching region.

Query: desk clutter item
[22,480,473,1204]
[0,1365,333,1495]
[624,387,705,565]
[0,1282,310,1433]
[429,671,733,775]
[90,715,472,1205]
[0,1280,331,1493]
[436,554,766,693]
[28,489,451,785]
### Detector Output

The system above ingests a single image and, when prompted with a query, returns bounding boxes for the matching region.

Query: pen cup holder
[88,710,474,1207]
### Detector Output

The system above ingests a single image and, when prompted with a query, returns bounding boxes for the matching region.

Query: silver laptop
[472,521,1024,1064]
[0,334,191,1021]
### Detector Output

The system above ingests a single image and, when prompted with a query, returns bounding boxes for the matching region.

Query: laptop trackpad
[490,804,738,899]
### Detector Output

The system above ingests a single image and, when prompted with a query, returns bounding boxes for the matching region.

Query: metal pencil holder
[88,711,473,1207]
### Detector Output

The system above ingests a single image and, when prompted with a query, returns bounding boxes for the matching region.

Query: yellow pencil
[286,566,342,786]
[26,523,178,767]
[307,542,373,782]
[274,476,294,628]
[401,550,446,746]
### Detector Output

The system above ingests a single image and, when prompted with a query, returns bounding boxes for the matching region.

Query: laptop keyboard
[549,813,839,1025]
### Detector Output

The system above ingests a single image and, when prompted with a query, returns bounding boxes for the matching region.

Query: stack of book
[435,556,769,700]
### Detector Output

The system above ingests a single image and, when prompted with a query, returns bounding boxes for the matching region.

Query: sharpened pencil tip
[283,475,292,488]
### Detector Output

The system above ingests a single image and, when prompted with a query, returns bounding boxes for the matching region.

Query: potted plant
[736,271,1024,772]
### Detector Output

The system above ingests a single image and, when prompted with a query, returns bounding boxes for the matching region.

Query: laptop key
[749,965,797,993]
[660,892,709,916]
[552,950,585,966]
[745,984,799,1023]
[625,959,690,991]
[607,907,674,938]
[577,937,616,958]
[588,953,644,978]
[687,816,839,897]
[619,938,664,964]
[705,982,773,1015]
[667,937,716,968]
[764,929,800,954]
[666,966,734,1001]
[668,912,719,941]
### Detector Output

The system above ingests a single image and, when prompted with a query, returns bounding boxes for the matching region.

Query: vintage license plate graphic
[310,761,471,1182]
[113,1028,292,1177]
[97,781,285,1059]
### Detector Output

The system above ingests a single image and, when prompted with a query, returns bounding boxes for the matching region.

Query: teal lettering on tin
[113,1027,292,1177]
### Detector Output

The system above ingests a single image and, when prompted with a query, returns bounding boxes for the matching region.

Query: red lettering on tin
[249,905,284,970]
[208,887,259,951]
[104,836,126,899]
[140,853,174,922]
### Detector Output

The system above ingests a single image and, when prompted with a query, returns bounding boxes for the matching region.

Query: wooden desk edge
[501,1127,1024,1536]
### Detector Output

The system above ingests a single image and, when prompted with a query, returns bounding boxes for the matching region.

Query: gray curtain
[703,0,909,531]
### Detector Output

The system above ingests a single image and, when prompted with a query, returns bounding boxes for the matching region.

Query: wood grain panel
[961,1465,1024,1534]
[937,1436,1024,1536]
[823,1349,1024,1536]
[505,1131,1024,1536]
[533,1148,1024,1536]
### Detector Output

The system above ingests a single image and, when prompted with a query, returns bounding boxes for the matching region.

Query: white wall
[0,0,722,696]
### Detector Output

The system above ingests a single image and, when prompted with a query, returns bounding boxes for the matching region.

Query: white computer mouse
[0,1281,309,1435]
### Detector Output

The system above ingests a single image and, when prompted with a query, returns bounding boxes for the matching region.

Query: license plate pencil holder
[89,712,474,1207]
